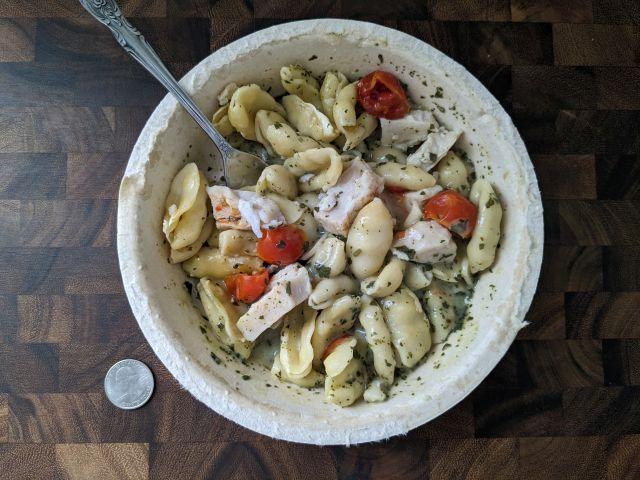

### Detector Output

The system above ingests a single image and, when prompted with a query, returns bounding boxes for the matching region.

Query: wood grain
[17,295,141,344]
[553,24,640,66]
[427,0,510,22]
[1,1,639,478]
[0,394,7,443]
[516,339,604,389]
[55,443,149,480]
[565,292,640,339]
[532,154,596,199]
[519,292,565,340]
[606,435,640,480]
[511,0,593,23]
[0,19,35,62]
[430,438,517,480]
[603,340,640,386]
[519,436,606,480]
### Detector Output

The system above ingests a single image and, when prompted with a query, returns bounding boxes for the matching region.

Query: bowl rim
[117,18,544,445]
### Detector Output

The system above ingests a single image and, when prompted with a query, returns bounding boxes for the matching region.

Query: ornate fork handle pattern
[78,0,142,50]
[79,0,232,156]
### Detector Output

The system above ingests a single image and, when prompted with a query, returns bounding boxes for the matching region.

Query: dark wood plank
[119,0,167,17]
[0,62,165,107]
[563,387,640,436]
[473,388,565,437]
[0,296,18,343]
[519,292,566,340]
[513,109,640,156]
[603,247,640,291]
[151,441,338,480]
[532,154,596,199]
[15,200,116,248]
[465,64,512,108]
[468,22,553,65]
[6,392,264,443]
[0,19,36,62]
[606,435,640,480]
[516,339,604,389]
[341,1,428,20]
[0,1,81,17]
[545,200,640,246]
[595,67,640,110]
[565,292,640,339]
[0,248,122,295]
[7,393,138,443]
[0,0,164,17]
[255,0,341,19]
[58,343,179,393]
[0,154,66,200]
[0,344,58,393]
[426,0,510,22]
[0,445,57,479]
[429,438,517,480]
[406,398,475,440]
[66,153,127,199]
[0,107,113,154]
[538,246,602,292]
[0,201,20,248]
[16,295,142,344]
[36,17,209,65]
[510,110,557,154]
[596,154,640,200]
[333,439,430,480]
[511,0,593,23]
[518,436,606,480]
[602,340,640,386]
[479,348,519,389]
[35,18,128,63]
[593,0,640,25]
[512,66,595,113]
[554,110,640,156]
[0,394,7,443]
[395,21,471,65]
[553,24,640,66]
[210,15,254,52]
[55,443,149,480]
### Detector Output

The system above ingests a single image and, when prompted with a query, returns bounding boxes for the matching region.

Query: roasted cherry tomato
[321,335,353,361]
[224,270,269,304]
[256,225,305,265]
[356,70,410,119]
[423,190,478,239]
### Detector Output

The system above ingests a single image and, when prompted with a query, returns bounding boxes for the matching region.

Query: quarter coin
[104,359,155,410]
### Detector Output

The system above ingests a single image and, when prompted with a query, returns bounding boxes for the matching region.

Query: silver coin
[104,359,154,410]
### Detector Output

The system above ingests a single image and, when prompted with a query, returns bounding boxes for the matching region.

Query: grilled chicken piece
[314,158,384,236]
[380,109,437,150]
[207,186,284,237]
[237,263,312,341]
[392,220,457,264]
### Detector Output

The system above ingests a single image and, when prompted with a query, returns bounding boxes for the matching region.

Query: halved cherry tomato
[423,190,478,239]
[256,225,305,265]
[224,270,269,304]
[321,334,352,361]
[356,70,409,119]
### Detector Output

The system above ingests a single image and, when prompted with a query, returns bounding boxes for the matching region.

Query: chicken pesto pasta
[162,65,503,407]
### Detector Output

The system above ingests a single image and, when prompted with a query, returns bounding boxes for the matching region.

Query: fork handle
[79,0,231,154]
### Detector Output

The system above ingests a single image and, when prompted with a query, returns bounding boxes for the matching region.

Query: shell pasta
[162,65,503,407]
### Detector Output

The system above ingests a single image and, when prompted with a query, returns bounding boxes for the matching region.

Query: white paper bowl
[117,19,543,445]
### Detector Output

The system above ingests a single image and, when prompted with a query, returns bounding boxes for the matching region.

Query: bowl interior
[117,19,543,445]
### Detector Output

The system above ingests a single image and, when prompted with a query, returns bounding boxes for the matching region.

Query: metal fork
[79,0,267,188]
